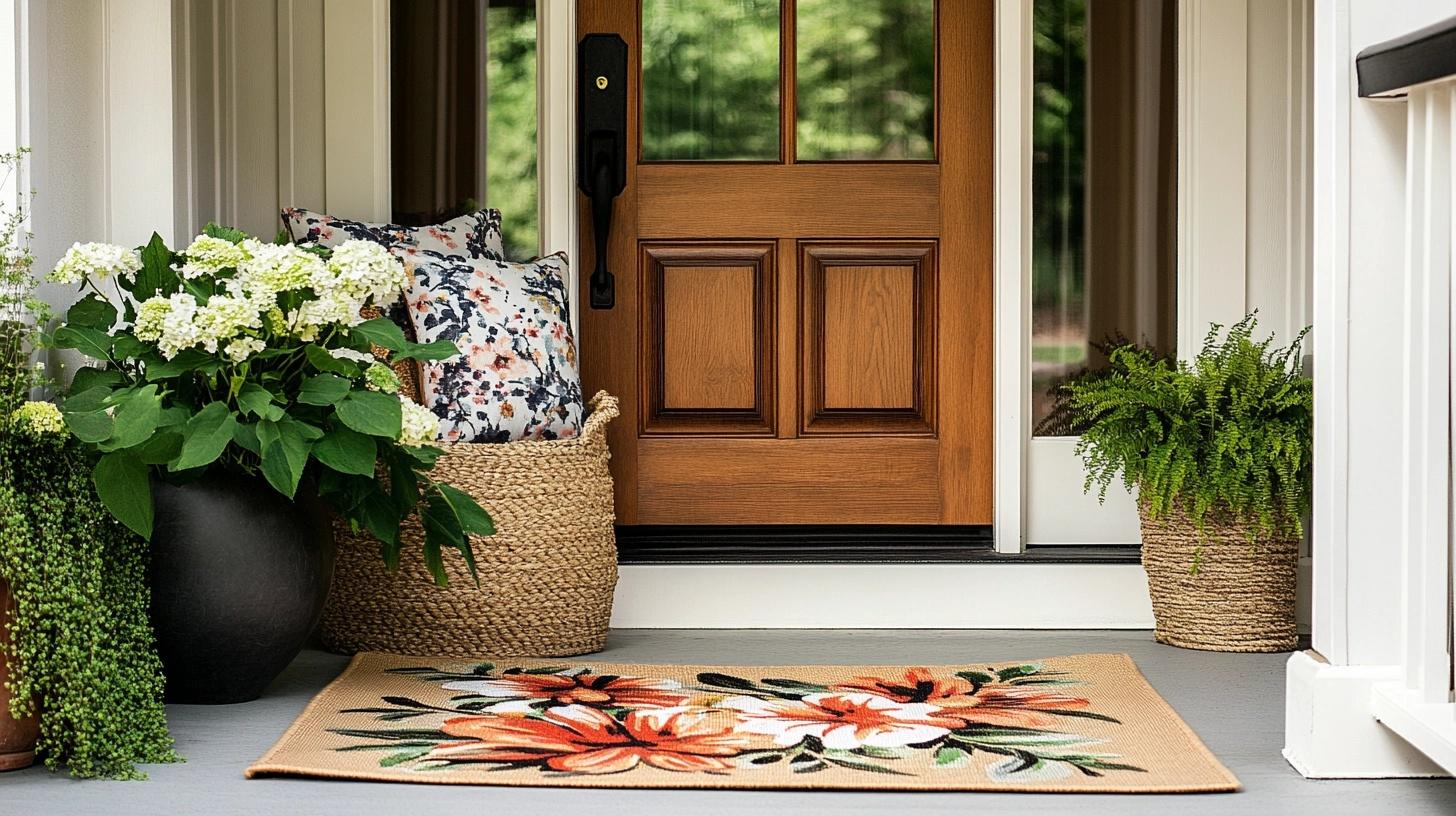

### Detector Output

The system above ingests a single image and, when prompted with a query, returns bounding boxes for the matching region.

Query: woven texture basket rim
[319,391,619,659]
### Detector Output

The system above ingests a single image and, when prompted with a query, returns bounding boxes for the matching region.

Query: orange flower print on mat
[939,686,1092,729]
[426,705,750,775]
[831,667,978,704]
[442,669,691,710]
[722,692,963,750]
[340,662,1146,780]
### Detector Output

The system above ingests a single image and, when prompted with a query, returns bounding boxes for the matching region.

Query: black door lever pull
[588,150,616,309]
[578,34,628,310]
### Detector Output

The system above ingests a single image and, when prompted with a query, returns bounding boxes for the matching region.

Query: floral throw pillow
[404,252,584,443]
[280,207,505,262]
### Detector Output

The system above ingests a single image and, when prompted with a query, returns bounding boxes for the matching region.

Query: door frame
[308,0,1306,626]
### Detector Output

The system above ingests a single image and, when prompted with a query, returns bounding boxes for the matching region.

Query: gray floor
[6,629,1455,815]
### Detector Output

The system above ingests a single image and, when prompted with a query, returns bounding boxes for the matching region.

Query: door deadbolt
[595,76,609,90]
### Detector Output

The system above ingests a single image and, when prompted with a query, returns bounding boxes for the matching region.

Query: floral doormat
[246,652,1239,793]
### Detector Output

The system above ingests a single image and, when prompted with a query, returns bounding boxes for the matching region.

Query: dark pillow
[280,207,505,262]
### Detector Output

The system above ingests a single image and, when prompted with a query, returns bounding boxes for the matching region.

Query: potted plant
[45,225,494,703]
[0,148,177,777]
[1063,314,1312,652]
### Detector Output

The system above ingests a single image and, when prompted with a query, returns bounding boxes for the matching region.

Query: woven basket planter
[319,392,619,658]
[1138,503,1299,652]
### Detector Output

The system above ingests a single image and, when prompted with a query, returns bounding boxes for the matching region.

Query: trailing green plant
[1064,313,1312,540]
[0,146,177,778]
[0,413,180,778]
[44,226,493,584]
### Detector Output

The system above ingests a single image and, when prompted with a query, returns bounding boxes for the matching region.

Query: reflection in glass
[796,0,934,161]
[485,1,539,258]
[390,0,539,260]
[1031,0,1177,435]
[641,0,781,161]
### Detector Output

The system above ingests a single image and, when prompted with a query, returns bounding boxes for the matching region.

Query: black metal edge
[1357,14,1456,98]
[615,525,1141,565]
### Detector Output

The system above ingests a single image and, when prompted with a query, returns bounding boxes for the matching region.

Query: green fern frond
[1065,313,1312,541]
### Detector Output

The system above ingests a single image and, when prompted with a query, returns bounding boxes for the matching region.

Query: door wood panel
[640,242,776,436]
[636,438,942,524]
[637,165,940,238]
[578,0,994,526]
[800,241,936,435]
[824,266,915,409]
[661,266,757,410]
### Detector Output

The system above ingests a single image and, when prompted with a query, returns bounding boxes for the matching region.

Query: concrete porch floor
[8,629,1455,815]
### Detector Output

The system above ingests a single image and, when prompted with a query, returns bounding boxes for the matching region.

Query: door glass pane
[390,0,539,259]
[796,0,934,161]
[641,0,781,161]
[1031,0,1177,435]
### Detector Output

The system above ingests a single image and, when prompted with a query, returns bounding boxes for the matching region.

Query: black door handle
[578,34,627,310]
[589,149,616,309]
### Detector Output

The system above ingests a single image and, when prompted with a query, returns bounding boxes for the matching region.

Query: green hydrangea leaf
[104,384,163,450]
[236,382,276,417]
[66,294,117,331]
[297,373,353,406]
[53,325,113,360]
[393,339,460,363]
[92,452,153,539]
[171,401,238,472]
[348,317,407,352]
[304,344,359,376]
[312,425,378,476]
[336,390,402,438]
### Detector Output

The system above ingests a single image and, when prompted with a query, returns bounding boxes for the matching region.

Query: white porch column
[1286,0,1456,779]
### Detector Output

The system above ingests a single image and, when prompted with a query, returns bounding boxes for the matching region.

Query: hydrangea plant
[46,225,492,584]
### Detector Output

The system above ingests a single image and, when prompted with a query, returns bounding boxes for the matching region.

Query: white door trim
[992,0,1031,554]
[537,0,578,328]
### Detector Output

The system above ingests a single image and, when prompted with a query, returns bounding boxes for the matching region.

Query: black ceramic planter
[149,474,334,704]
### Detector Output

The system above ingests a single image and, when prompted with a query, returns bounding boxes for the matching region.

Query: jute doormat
[247,652,1239,793]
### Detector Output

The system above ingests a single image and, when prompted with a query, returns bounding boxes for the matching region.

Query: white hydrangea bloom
[12,401,66,437]
[179,234,250,279]
[193,294,262,352]
[325,240,408,304]
[222,336,266,363]
[234,240,327,300]
[398,396,439,447]
[133,295,173,342]
[154,293,203,359]
[48,242,143,284]
[286,293,357,340]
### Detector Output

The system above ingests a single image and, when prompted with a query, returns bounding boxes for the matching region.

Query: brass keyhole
[595,76,609,90]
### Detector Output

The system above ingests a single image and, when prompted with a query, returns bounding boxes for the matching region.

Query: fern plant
[1065,314,1312,540]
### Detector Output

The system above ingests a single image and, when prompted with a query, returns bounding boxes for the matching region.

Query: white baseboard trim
[1283,650,1449,778]
[608,563,1154,629]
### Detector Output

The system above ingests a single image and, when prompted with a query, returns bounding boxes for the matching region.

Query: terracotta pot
[0,576,39,771]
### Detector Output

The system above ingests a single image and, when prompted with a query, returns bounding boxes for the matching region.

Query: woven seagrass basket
[319,391,619,658]
[1137,503,1298,653]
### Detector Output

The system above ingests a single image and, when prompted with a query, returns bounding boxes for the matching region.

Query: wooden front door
[578,0,992,527]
